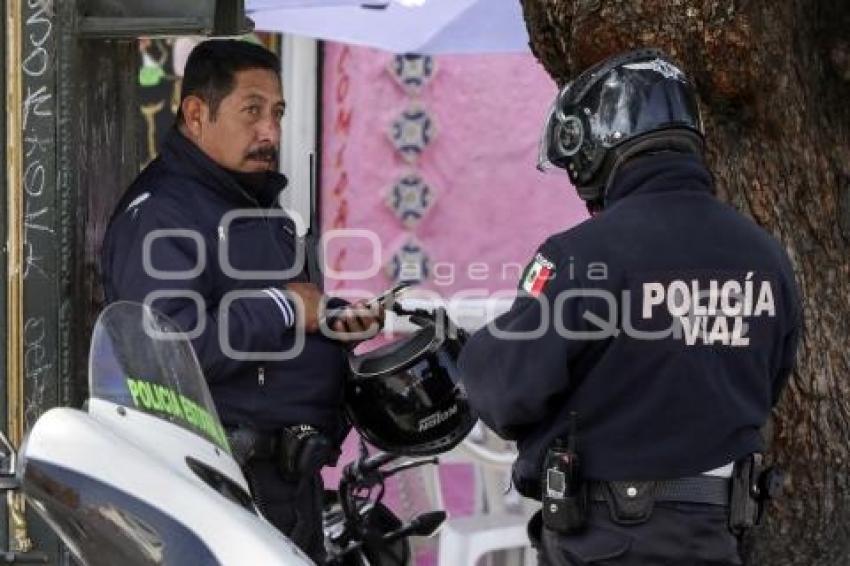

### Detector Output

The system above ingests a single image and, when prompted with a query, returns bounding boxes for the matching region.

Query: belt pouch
[603,481,656,525]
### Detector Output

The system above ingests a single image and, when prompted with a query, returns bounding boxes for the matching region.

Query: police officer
[458,49,802,565]
[102,40,380,563]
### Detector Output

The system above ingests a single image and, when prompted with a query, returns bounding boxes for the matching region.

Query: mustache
[245,146,278,161]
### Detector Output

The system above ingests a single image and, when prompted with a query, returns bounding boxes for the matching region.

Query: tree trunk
[519,1,850,564]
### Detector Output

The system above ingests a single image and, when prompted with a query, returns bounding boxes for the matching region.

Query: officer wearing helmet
[458,49,802,564]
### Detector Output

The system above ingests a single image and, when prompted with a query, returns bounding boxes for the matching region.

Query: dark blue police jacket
[102,128,348,437]
[459,153,802,498]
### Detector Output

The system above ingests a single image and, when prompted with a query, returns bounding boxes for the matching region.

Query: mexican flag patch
[521,253,556,297]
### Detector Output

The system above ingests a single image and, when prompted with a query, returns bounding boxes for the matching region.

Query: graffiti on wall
[327,45,354,290]
[22,0,59,429]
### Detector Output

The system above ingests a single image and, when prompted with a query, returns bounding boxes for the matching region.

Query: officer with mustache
[102,40,381,563]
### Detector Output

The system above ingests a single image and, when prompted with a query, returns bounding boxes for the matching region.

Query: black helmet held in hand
[345,307,476,457]
[538,48,704,209]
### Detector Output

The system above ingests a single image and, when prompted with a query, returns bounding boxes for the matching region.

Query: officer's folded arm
[106,203,314,383]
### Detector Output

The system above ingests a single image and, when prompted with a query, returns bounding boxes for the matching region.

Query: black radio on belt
[541,412,587,533]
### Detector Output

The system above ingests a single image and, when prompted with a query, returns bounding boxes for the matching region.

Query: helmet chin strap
[575,130,705,212]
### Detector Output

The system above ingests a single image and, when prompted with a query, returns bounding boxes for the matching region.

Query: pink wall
[319,46,588,560]
[321,44,587,299]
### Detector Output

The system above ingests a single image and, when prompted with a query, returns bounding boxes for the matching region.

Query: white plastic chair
[439,511,534,566]
[437,423,536,566]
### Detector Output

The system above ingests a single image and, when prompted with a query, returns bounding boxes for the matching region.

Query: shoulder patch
[521,253,556,297]
[125,191,151,216]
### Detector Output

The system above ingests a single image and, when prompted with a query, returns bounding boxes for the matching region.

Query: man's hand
[329,301,385,343]
[285,282,323,333]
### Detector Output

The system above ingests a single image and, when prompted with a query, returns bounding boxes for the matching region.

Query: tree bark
[519,1,850,564]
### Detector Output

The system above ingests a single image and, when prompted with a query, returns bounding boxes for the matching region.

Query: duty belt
[590,476,730,506]
[589,476,730,525]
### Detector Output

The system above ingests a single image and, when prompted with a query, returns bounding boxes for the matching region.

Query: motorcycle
[323,439,445,566]
[0,301,312,565]
[0,300,462,565]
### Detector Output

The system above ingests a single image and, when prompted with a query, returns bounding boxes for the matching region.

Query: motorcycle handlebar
[383,510,447,543]
[382,457,439,480]
[349,451,399,480]
[348,452,439,484]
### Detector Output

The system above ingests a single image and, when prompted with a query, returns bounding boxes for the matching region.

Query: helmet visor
[537,84,578,174]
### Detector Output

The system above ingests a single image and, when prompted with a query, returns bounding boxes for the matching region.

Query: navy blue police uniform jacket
[102,128,348,438]
[458,153,802,498]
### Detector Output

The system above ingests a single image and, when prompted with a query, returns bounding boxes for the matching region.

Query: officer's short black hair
[177,39,281,124]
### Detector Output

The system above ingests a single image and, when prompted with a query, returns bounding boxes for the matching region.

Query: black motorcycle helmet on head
[538,48,705,211]
[345,307,476,457]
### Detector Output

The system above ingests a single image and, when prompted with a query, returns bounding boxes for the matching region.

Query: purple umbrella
[246,0,530,54]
